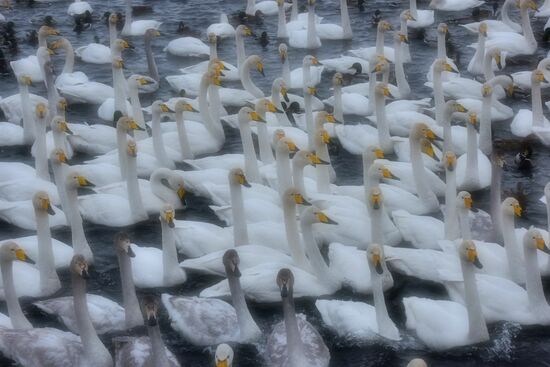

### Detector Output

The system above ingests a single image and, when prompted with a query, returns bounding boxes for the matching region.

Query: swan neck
[116,125,129,178]
[394,39,409,98]
[304,93,315,150]
[126,154,147,221]
[532,80,544,127]
[457,206,472,240]
[524,246,549,310]
[276,148,292,196]
[19,83,35,143]
[501,213,524,283]
[236,32,246,69]
[227,272,258,341]
[239,119,261,183]
[175,110,194,160]
[307,5,317,48]
[520,5,536,47]
[333,82,344,122]
[460,257,489,343]
[230,179,249,246]
[151,110,172,168]
[465,123,479,186]
[282,199,309,270]
[437,32,446,59]
[433,67,445,134]
[340,0,352,38]
[444,170,459,240]
[35,206,60,293]
[66,186,92,261]
[2,260,32,329]
[240,61,264,98]
[161,220,181,285]
[292,160,307,196]
[257,122,274,164]
[62,43,75,74]
[122,0,132,35]
[480,94,493,155]
[127,83,148,139]
[490,157,503,242]
[375,28,385,55]
[375,91,392,153]
[300,218,337,289]
[117,251,144,328]
[144,38,159,82]
[410,136,438,209]
[282,295,308,366]
[291,0,298,20]
[372,270,394,338]
[34,118,50,182]
[278,4,288,38]
[148,325,172,367]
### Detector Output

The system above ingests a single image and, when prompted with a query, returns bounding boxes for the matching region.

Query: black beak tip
[473,258,483,269]
[280,284,288,298]
[147,316,158,327]
[168,221,175,229]
[81,270,90,280]
[375,263,384,275]
[234,265,242,278]
[47,206,56,215]
[243,181,252,188]
[127,247,136,258]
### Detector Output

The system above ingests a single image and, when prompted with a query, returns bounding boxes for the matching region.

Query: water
[1,0,550,365]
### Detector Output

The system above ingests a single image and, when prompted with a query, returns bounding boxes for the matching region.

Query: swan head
[0,241,32,264]
[307,0,316,7]
[370,58,389,74]
[141,295,159,327]
[236,25,252,37]
[368,187,383,211]
[456,191,476,212]
[459,240,483,269]
[375,83,394,100]
[246,55,264,76]
[524,228,550,254]
[38,25,59,37]
[50,37,68,51]
[478,22,488,37]
[466,111,478,128]
[108,13,119,25]
[126,139,137,158]
[51,116,73,135]
[420,139,439,162]
[316,111,339,124]
[411,123,443,143]
[129,75,155,87]
[273,129,286,143]
[152,100,175,114]
[18,74,32,86]
[315,128,331,146]
[444,151,457,171]
[223,249,241,278]
[278,43,288,63]
[256,99,283,115]
[487,48,503,70]
[215,344,234,367]
[117,116,144,132]
[50,148,68,165]
[333,72,344,87]
[160,204,175,228]
[407,358,428,367]
[363,146,385,163]
[57,98,67,112]
[372,162,399,181]
[395,32,409,45]
[277,136,299,155]
[437,23,448,35]
[367,243,385,275]
[207,32,217,45]
[35,103,48,120]
[519,0,538,11]
[32,191,55,215]
[169,174,187,206]
[112,56,125,70]
[144,28,161,41]
[502,197,522,217]
[401,9,416,21]
[229,168,251,188]
[283,187,311,207]
[293,150,329,167]
[114,232,135,258]
[433,58,458,73]
[71,254,90,280]
[532,69,546,84]
[239,106,265,124]
[302,206,338,225]
[66,172,95,190]
[303,54,320,67]
[377,20,392,32]
[174,99,198,113]
[305,84,318,97]
[277,268,294,299]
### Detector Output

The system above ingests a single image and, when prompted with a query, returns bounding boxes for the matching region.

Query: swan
[288,0,321,49]
[200,206,342,302]
[260,136,305,193]
[115,295,180,367]
[163,250,260,346]
[207,13,235,38]
[287,54,324,90]
[130,204,187,288]
[461,0,521,33]
[323,72,370,121]
[67,0,92,16]
[74,14,118,65]
[140,29,161,92]
[468,27,505,76]
[120,0,161,36]
[455,112,492,191]
[266,268,330,367]
[316,243,400,341]
[511,70,550,140]
[426,23,460,82]
[9,26,59,83]
[349,21,395,63]
[215,344,234,367]
[33,115,75,160]
[247,0,290,15]
[164,36,209,57]
[0,253,113,367]
[403,240,489,350]
[511,58,550,90]
[470,0,537,57]
[0,121,23,147]
[315,0,352,40]
[408,0,434,28]
[428,0,484,11]
[276,0,313,38]
[50,38,89,89]
[33,232,144,335]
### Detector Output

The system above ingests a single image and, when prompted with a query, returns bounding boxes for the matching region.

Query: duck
[266,268,330,367]
[162,249,261,346]
[316,243,400,341]
[67,0,92,17]
[120,0,161,36]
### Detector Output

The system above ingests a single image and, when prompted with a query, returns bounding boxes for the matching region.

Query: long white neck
[35,207,60,294]
[161,219,181,284]
[236,32,246,69]
[126,155,147,222]
[374,92,392,154]
[109,22,118,49]
[483,52,496,81]
[479,92,493,155]
[34,119,50,182]
[121,0,133,35]
[127,83,148,140]
[283,294,308,366]
[333,82,344,123]
[375,29,385,56]
[209,42,217,60]
[2,259,32,329]
[394,39,410,98]
[460,256,489,344]
[501,212,524,283]
[532,79,544,128]
[148,324,171,367]
[292,160,307,197]
[240,62,264,98]
[523,245,550,313]
[304,93,314,150]
[175,110,194,160]
[291,0,298,21]
[113,65,128,116]
[61,43,75,74]
[457,205,472,240]
[490,159,503,242]
[116,125,129,178]
[283,199,310,270]
[369,205,384,245]
[340,0,352,39]
[433,66,445,133]
[471,32,486,74]
[276,148,292,197]
[144,37,159,82]
[239,120,261,183]
[43,64,60,125]
[520,5,536,48]
[117,251,143,328]
[246,0,256,16]
[278,3,288,38]
[441,103,454,157]
[230,180,249,246]
[52,161,71,225]
[367,70,378,114]
[501,0,521,32]
[410,136,439,210]
[199,75,224,143]
[410,0,418,17]
[282,57,291,86]
[371,268,396,339]
[38,31,48,48]
[437,32,446,59]
[465,123,480,188]
[19,82,35,144]
[257,122,274,164]
[151,110,174,169]
[315,141,331,194]
[72,270,111,364]
[444,169,459,240]
[227,271,260,341]
[307,4,317,49]
[66,186,93,262]
[300,218,339,289]
[208,84,223,127]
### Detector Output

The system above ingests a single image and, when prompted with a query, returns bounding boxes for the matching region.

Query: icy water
[1,0,550,366]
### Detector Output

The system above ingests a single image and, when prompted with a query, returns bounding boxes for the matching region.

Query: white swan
[287,54,324,90]
[288,0,321,49]
[74,14,118,65]
[429,0,484,11]
[349,21,396,63]
[266,268,330,367]
[50,38,89,89]
[130,204,187,288]
[511,57,550,90]
[247,0,291,15]
[207,13,235,38]
[461,0,521,33]
[316,244,400,341]
[164,36,209,57]
[403,240,489,350]
[427,23,460,82]
[315,0,352,40]
[162,250,260,346]
[408,0,434,28]
[67,0,92,16]
[120,0,161,36]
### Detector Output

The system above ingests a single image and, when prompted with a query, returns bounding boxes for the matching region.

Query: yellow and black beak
[321,130,331,144]
[421,141,439,162]
[374,148,384,159]
[42,197,55,215]
[316,211,338,225]
[382,167,399,180]
[467,248,483,269]
[371,252,383,274]
[267,102,284,114]
[425,129,443,142]
[129,119,146,131]
[536,237,550,255]
[59,121,73,135]
[184,103,199,113]
[309,153,330,166]
[257,62,265,77]
[293,192,311,206]
[160,103,174,113]
[15,248,34,264]
[249,111,266,123]
[237,173,251,188]
[57,150,68,164]
[464,196,473,210]
[216,358,229,367]
[514,203,522,217]
[164,210,175,228]
[177,186,187,206]
[77,175,95,188]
